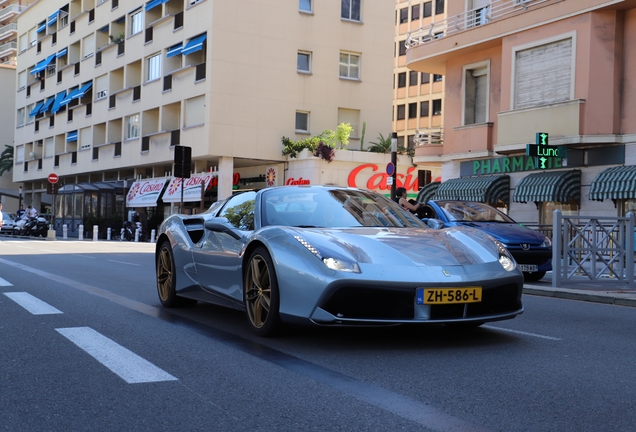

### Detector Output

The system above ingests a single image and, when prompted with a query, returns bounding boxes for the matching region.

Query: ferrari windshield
[435,201,515,223]
[262,187,425,228]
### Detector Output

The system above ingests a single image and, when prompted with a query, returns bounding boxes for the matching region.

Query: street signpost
[47,173,59,239]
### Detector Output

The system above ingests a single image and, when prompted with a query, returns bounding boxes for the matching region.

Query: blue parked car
[420,200,552,282]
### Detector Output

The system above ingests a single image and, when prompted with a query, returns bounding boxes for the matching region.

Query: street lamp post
[18,186,22,210]
[390,132,398,201]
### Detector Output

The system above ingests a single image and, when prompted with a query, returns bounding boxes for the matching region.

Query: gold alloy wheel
[157,245,173,303]
[245,255,271,329]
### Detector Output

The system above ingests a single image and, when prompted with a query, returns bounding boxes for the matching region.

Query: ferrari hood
[294,227,501,266]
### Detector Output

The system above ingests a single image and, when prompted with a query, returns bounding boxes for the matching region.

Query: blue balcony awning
[56,47,67,58]
[181,34,207,56]
[36,22,46,33]
[40,97,55,114]
[71,82,93,100]
[60,87,79,106]
[145,0,162,11]
[48,10,59,26]
[67,131,78,142]
[166,43,183,57]
[51,91,68,114]
[30,54,56,74]
[29,101,45,117]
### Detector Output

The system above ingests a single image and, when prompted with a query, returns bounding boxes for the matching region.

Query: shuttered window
[514,38,572,110]
[464,66,488,125]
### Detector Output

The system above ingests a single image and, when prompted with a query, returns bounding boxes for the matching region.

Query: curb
[523,285,636,308]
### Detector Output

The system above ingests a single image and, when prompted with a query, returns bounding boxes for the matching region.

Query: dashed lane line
[0,277,13,286]
[4,292,63,315]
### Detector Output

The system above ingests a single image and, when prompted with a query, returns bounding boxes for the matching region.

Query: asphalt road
[1,239,635,432]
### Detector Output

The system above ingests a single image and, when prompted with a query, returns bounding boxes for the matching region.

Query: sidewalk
[524,272,636,308]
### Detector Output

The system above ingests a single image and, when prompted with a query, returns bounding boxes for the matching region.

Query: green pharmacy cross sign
[526,132,567,169]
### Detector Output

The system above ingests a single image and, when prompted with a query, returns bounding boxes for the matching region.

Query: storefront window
[540,199,579,226]
[622,199,636,217]
[74,194,83,219]
[56,195,64,218]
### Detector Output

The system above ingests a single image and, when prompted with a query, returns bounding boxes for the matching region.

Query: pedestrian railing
[552,210,635,288]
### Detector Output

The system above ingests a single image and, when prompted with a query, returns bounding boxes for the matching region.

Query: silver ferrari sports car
[155,186,524,336]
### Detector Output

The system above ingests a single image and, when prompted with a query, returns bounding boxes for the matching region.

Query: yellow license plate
[418,287,482,304]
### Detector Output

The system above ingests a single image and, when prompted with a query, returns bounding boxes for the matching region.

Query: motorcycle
[14,215,48,237]
[121,220,146,242]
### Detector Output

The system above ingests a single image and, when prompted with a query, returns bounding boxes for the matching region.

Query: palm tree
[0,145,13,176]
[367,133,392,153]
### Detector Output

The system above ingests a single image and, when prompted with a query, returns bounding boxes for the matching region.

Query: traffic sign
[386,162,395,176]
[48,173,59,184]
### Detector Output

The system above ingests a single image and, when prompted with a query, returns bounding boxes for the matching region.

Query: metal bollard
[150,229,156,243]
[120,228,124,241]
[107,227,111,240]
[78,224,84,241]
[135,228,140,242]
[63,224,68,240]
[93,225,98,241]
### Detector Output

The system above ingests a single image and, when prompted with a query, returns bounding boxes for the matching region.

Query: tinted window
[218,191,256,230]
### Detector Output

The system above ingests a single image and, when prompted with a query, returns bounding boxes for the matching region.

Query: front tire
[244,247,281,336]
[156,241,196,307]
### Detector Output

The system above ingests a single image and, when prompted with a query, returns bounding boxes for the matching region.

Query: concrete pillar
[217,156,234,200]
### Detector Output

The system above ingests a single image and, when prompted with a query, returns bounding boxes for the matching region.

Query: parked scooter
[14,215,48,237]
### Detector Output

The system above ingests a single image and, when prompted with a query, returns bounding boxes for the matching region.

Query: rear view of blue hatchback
[421,200,552,282]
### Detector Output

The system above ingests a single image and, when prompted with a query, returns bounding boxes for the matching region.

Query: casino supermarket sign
[347,164,419,192]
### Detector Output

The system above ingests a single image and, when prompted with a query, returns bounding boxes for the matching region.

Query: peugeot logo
[521,243,530,250]
[442,270,450,277]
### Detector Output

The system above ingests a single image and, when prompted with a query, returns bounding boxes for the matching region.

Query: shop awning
[416,181,440,203]
[51,91,67,114]
[181,34,207,56]
[30,54,56,74]
[161,175,213,203]
[71,82,93,100]
[513,170,581,204]
[434,175,510,205]
[589,165,636,201]
[126,179,169,207]
[166,43,183,57]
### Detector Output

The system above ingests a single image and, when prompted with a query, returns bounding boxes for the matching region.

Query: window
[420,101,429,117]
[18,71,26,90]
[218,191,256,231]
[17,108,26,127]
[341,0,360,21]
[184,95,205,127]
[397,72,406,88]
[130,10,143,35]
[146,53,161,81]
[339,52,360,80]
[412,5,420,20]
[432,99,442,115]
[399,8,408,24]
[421,73,430,84]
[295,111,309,132]
[299,0,311,13]
[433,74,443,82]
[297,51,311,73]
[463,64,489,125]
[514,37,573,109]
[423,2,432,17]
[398,41,407,56]
[125,114,140,139]
[435,0,445,15]
[409,71,418,86]
[82,34,95,58]
[407,135,415,149]
[408,103,417,119]
[396,104,405,120]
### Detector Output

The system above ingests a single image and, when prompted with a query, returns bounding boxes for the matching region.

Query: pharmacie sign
[460,154,566,177]
[347,164,420,192]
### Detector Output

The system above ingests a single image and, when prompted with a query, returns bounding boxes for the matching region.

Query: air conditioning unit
[96,89,107,99]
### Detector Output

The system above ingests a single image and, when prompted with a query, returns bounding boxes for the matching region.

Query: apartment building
[407,0,636,225]
[14,0,394,233]
[393,0,445,185]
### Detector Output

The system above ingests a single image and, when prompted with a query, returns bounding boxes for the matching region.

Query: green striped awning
[416,181,440,203]
[513,170,580,204]
[434,175,510,205]
[589,165,636,201]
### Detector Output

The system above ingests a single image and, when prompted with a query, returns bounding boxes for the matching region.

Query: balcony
[0,21,16,42]
[0,4,26,25]
[0,40,16,58]
[406,0,566,74]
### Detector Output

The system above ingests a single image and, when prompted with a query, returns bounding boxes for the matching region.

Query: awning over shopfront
[416,181,440,203]
[161,175,213,203]
[126,179,168,207]
[513,170,581,204]
[434,175,510,205]
[588,165,636,201]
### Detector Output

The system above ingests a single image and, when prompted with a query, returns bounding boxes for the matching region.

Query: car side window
[218,192,256,231]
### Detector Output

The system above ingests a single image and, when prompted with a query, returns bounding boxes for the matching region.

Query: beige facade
[14,0,394,217]
[406,0,636,224]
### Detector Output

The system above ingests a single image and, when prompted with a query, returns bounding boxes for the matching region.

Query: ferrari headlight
[294,235,360,273]
[497,242,516,272]
[541,236,552,248]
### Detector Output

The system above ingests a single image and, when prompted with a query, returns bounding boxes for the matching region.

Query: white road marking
[14,245,34,249]
[107,260,142,266]
[0,277,13,286]
[74,254,96,259]
[39,249,61,253]
[4,292,63,315]
[483,325,561,341]
[56,327,177,384]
